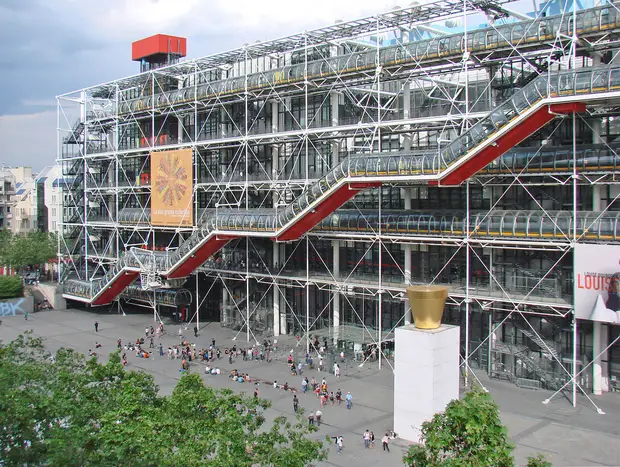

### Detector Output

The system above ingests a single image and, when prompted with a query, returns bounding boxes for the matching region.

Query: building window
[52,208,56,217]
[52,195,56,204]
[52,221,56,231]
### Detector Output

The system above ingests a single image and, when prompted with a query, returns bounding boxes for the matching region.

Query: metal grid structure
[57,0,620,407]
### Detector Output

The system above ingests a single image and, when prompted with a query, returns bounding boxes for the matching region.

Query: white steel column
[273,242,281,337]
[331,91,339,127]
[402,188,413,324]
[402,80,411,151]
[177,78,183,144]
[271,100,279,133]
[280,243,287,335]
[333,240,340,344]
[222,282,229,326]
[592,178,609,394]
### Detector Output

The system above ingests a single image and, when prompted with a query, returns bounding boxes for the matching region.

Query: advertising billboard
[151,148,193,227]
[574,244,620,323]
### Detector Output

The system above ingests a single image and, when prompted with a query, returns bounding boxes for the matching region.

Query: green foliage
[0,275,23,299]
[526,454,552,467]
[0,230,57,270]
[403,387,515,467]
[0,333,327,466]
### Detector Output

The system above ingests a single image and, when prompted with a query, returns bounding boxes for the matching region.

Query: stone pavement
[0,309,618,467]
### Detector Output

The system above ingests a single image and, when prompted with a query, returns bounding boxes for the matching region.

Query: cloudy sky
[0,0,400,171]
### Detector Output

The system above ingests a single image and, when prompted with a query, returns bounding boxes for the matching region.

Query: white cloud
[62,0,399,43]
[0,111,57,170]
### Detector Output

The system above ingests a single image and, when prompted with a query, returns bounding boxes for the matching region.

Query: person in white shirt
[382,433,390,452]
[336,436,344,454]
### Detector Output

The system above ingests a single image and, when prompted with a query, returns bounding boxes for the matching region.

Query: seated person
[205,366,211,374]
[290,363,297,375]
[237,376,244,383]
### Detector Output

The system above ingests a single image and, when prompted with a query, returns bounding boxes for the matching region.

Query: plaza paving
[1,309,619,467]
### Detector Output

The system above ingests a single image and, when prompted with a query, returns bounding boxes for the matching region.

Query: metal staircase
[513,320,561,361]
[62,65,620,305]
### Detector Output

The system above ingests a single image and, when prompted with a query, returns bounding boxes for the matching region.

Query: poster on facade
[151,148,193,227]
[574,244,620,323]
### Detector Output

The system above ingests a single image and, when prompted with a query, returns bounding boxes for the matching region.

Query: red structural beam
[277,182,381,241]
[436,102,587,186]
[166,236,237,279]
[92,271,139,306]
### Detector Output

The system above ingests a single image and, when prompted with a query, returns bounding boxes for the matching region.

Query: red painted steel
[276,182,381,241]
[166,236,236,279]
[436,102,587,186]
[132,34,187,61]
[92,271,139,306]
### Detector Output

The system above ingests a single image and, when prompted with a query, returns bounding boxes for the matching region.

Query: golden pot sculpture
[406,285,449,330]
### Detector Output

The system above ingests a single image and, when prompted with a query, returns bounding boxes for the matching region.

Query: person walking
[24,312,28,321]
[363,429,370,449]
[370,431,375,449]
[94,321,99,332]
[336,435,344,454]
[297,361,303,376]
[335,364,341,378]
[194,326,198,338]
[149,337,154,349]
[254,386,259,399]
[382,433,390,452]
[301,377,308,393]
[159,343,164,356]
[315,409,322,426]
[293,395,299,413]
[308,411,315,426]
[345,391,352,409]
[117,339,122,350]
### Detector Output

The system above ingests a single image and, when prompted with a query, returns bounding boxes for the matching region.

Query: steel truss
[58,0,620,409]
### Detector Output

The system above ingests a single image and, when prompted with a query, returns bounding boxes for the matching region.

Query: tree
[0,333,327,466]
[403,387,515,467]
[402,387,553,467]
[0,230,57,271]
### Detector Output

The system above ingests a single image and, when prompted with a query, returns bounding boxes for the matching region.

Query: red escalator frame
[92,271,140,306]
[166,236,237,279]
[276,182,381,241]
[435,103,586,186]
[85,102,588,305]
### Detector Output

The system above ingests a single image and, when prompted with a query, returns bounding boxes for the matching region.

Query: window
[52,208,56,217]
[7,206,11,213]
[52,221,57,231]
[52,195,56,204]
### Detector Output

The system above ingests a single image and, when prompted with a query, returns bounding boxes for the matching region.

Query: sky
[0,0,399,172]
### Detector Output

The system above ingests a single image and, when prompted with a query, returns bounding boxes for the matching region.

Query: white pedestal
[394,324,460,443]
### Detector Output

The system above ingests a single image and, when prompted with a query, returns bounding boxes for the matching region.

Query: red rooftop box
[132,34,187,61]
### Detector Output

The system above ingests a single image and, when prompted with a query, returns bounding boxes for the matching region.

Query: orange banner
[151,148,193,227]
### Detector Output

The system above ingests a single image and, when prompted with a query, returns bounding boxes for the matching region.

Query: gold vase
[406,285,449,330]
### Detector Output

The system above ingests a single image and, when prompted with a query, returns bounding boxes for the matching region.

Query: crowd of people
[90,321,395,458]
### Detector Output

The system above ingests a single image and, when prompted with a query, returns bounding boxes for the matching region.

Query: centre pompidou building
[57,0,620,406]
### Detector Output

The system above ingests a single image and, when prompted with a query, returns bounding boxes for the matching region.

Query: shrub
[0,275,23,299]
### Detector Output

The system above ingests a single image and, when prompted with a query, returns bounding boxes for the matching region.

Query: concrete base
[394,324,460,443]
[38,283,67,311]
